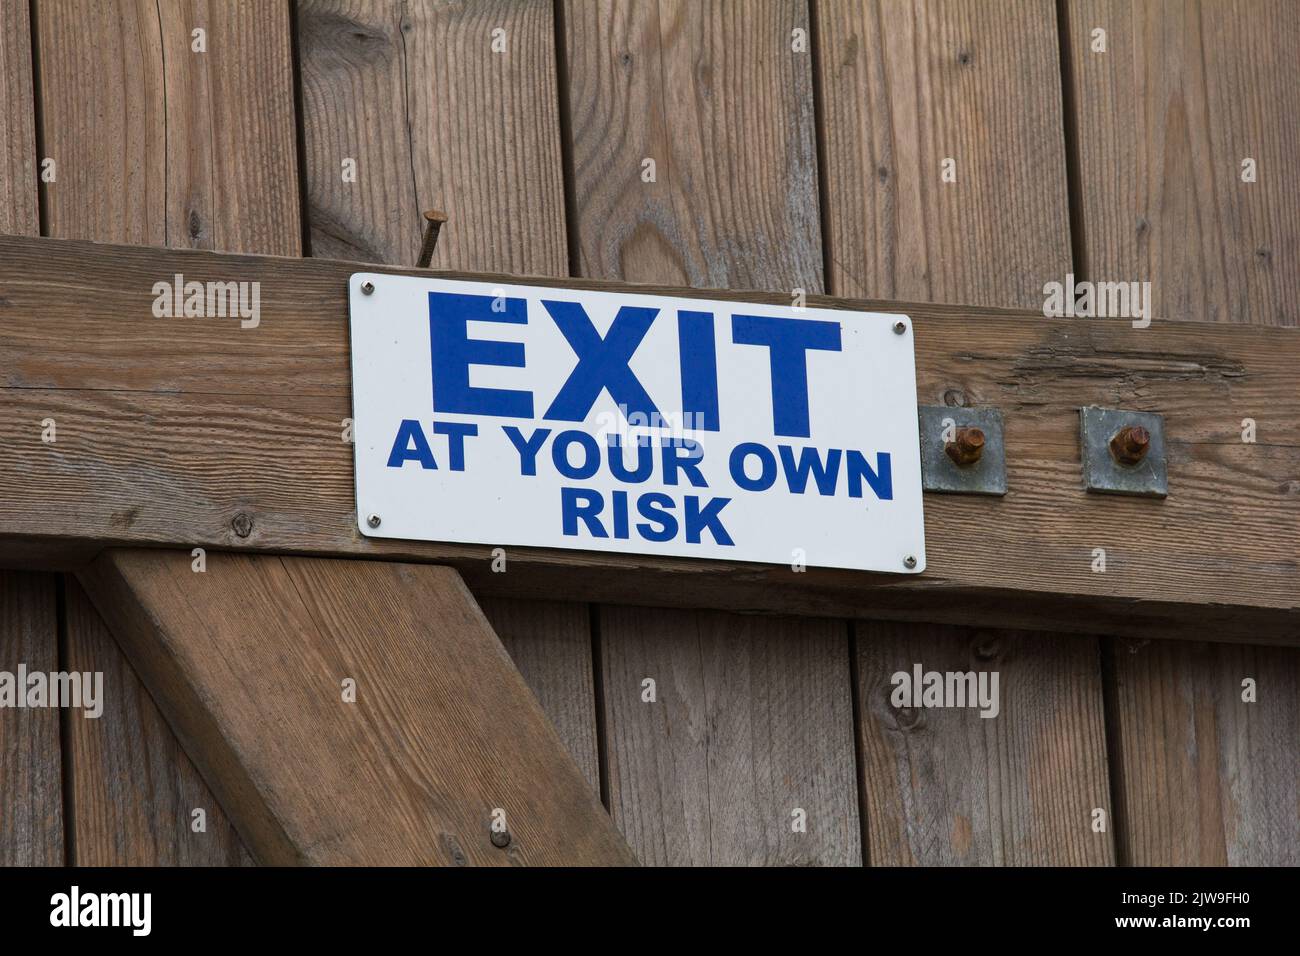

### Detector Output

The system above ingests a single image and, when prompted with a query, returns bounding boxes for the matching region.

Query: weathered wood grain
[0,572,63,865]
[1106,638,1299,865]
[0,236,1297,642]
[600,607,860,865]
[479,598,600,790]
[562,0,860,865]
[77,550,638,865]
[564,0,822,289]
[0,1,61,869]
[298,0,566,270]
[818,0,1073,308]
[1066,0,1300,864]
[1065,0,1300,325]
[33,0,300,864]
[857,622,1113,864]
[296,0,600,783]
[61,579,250,865]
[0,0,37,237]
[819,0,1113,865]
[36,0,300,252]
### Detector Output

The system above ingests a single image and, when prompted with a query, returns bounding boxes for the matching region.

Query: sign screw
[1109,425,1150,466]
[366,513,381,529]
[893,320,907,334]
[360,280,375,295]
[903,555,917,569]
[944,426,986,466]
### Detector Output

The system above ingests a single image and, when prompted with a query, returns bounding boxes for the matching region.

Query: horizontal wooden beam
[2,235,1298,643]
[77,549,637,865]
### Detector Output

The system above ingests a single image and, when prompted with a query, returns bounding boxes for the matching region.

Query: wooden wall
[1,0,1296,866]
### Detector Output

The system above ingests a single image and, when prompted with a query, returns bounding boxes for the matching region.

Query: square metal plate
[917,405,1006,496]
[1079,406,1167,498]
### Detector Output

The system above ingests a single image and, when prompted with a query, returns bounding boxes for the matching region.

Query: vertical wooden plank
[34,0,301,863]
[817,1,1114,863]
[564,0,861,865]
[1066,0,1299,325]
[0,573,62,865]
[602,608,858,866]
[817,0,1072,308]
[296,0,600,780]
[1106,639,1299,865]
[0,0,38,236]
[62,581,249,865]
[566,0,822,288]
[0,2,62,867]
[857,624,1113,864]
[298,0,566,270]
[479,598,600,790]
[1066,0,1300,863]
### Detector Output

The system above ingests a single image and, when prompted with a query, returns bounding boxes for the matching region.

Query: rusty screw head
[944,426,986,467]
[1109,425,1150,466]
[490,828,511,849]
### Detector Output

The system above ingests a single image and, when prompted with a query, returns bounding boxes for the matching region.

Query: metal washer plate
[917,405,1007,496]
[1079,406,1167,498]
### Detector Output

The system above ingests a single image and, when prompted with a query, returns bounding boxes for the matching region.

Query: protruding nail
[416,209,448,268]
[1109,425,1150,465]
[945,426,985,467]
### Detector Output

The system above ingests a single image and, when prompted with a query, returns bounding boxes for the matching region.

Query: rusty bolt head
[490,828,511,849]
[944,426,986,467]
[1109,425,1151,466]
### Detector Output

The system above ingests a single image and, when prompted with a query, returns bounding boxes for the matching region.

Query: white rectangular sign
[348,274,925,573]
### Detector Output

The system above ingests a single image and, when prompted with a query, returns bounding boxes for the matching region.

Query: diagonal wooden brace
[77,549,637,865]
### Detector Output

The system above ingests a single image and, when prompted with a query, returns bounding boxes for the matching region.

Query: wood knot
[943,387,968,407]
[972,634,1002,661]
[231,512,254,538]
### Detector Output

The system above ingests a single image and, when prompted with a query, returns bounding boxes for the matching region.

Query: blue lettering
[429,292,533,418]
[542,301,662,423]
[503,425,551,476]
[432,421,478,471]
[552,430,601,480]
[636,493,677,542]
[386,419,437,469]
[847,450,893,500]
[684,496,733,545]
[678,310,720,431]
[778,445,842,495]
[731,315,841,438]
[561,487,607,537]
[729,442,777,491]
[662,439,707,487]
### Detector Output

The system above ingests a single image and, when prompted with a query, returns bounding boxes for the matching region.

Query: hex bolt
[1109,425,1151,466]
[366,513,381,529]
[944,426,986,467]
[360,280,375,295]
[903,555,917,569]
[416,209,449,268]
